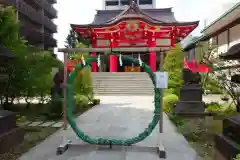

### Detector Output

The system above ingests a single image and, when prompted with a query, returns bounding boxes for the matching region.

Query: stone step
[92,79,151,81]
[95,93,154,95]
[18,121,64,128]
[95,92,154,94]
[93,85,154,87]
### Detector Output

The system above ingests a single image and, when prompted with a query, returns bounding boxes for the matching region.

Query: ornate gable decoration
[106,0,162,24]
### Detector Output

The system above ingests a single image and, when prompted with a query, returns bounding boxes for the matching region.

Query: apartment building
[0,0,57,50]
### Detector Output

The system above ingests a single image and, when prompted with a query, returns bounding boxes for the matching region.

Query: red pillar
[149,40,156,72]
[109,56,118,72]
[91,52,98,72]
[91,40,98,72]
[109,39,118,72]
[171,35,176,48]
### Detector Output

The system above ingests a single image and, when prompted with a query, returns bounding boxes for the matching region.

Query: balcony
[44,33,57,48]
[17,1,43,25]
[43,0,57,18]
[47,0,56,4]
[20,25,43,45]
[44,16,57,33]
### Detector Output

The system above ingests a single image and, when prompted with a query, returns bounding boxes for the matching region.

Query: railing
[43,0,57,18]
[32,0,42,7]
[47,0,57,4]
[44,32,57,47]
[20,25,43,44]
[17,1,43,24]
[44,16,57,33]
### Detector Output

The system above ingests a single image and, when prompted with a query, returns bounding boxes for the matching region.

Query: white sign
[155,72,168,89]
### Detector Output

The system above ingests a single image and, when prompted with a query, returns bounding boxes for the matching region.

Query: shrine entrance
[71,1,198,73]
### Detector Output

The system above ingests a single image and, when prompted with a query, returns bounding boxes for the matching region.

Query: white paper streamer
[81,54,86,66]
[138,54,142,66]
[119,54,123,66]
[97,54,100,67]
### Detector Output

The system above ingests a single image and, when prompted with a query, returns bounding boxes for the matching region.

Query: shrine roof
[71,1,199,28]
[92,8,177,25]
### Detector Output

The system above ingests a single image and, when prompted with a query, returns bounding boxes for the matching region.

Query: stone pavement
[19,96,199,160]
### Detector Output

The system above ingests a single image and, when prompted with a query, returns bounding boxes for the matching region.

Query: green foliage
[233,154,240,160]
[206,102,222,113]
[70,41,94,99]
[164,44,185,96]
[203,76,223,94]
[75,94,89,108]
[163,94,179,113]
[65,29,77,49]
[0,6,62,108]
[92,98,100,105]
[44,98,63,120]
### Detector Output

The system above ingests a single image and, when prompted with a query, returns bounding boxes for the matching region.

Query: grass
[0,126,58,160]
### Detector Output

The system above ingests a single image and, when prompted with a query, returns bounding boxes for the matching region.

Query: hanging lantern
[81,54,86,66]
[97,54,100,67]
[119,54,123,66]
[138,54,142,66]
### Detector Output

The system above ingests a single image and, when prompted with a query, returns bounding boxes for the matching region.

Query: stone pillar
[109,55,118,72]
[91,52,98,72]
[174,69,205,115]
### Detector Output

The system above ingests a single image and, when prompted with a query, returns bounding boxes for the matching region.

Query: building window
[120,0,129,5]
[139,0,152,5]
[106,1,119,6]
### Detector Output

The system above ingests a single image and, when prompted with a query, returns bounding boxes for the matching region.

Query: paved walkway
[19,96,199,160]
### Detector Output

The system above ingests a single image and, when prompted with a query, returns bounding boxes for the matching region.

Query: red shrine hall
[70,1,199,72]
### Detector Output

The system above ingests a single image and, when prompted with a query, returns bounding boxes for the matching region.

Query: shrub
[92,98,100,105]
[16,115,26,123]
[164,88,176,96]
[43,98,63,120]
[75,94,89,108]
[163,94,179,113]
[163,45,185,97]
[206,102,222,113]
[220,94,229,101]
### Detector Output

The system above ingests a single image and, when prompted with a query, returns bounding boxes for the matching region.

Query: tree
[196,40,240,110]
[164,44,185,95]
[65,29,77,49]
[0,6,62,107]
[71,41,94,99]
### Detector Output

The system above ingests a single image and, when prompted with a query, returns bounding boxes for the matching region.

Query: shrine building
[70,0,199,72]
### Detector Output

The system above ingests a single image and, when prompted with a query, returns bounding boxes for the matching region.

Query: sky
[53,0,240,60]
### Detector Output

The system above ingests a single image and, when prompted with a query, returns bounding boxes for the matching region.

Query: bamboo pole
[58,47,167,53]
[63,52,68,130]
[159,52,164,133]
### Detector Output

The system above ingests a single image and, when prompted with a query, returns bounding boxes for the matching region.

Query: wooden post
[63,52,68,130]
[159,52,164,133]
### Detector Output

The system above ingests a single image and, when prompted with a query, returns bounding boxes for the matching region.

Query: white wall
[208,23,240,57]
[217,30,228,54]
[229,23,240,47]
